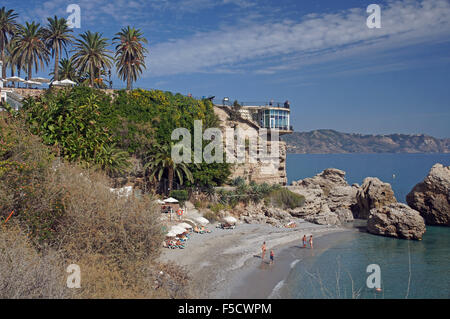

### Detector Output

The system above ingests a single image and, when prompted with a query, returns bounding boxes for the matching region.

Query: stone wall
[214,106,287,185]
[8,88,46,98]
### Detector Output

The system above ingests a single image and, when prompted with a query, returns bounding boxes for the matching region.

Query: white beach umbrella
[164,197,179,203]
[166,231,177,237]
[183,219,196,227]
[30,77,50,83]
[156,199,165,204]
[177,223,193,230]
[195,216,210,225]
[170,226,186,235]
[5,76,25,82]
[223,216,237,224]
[24,80,42,85]
[60,79,76,85]
[51,80,63,86]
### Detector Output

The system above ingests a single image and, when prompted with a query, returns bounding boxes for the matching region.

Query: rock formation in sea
[289,168,358,225]
[355,177,397,219]
[406,163,450,226]
[367,203,426,240]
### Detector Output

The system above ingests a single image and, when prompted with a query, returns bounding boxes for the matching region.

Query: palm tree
[43,16,74,81]
[72,31,113,87]
[50,57,78,82]
[144,143,194,194]
[113,26,148,90]
[0,7,18,79]
[5,40,20,86]
[11,22,49,86]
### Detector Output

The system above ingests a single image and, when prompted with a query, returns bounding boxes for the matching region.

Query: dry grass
[1,117,192,298]
[0,226,69,299]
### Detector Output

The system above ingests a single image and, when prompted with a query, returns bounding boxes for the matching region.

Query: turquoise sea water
[282,153,450,299]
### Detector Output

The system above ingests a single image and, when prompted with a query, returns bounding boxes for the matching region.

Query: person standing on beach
[309,235,313,249]
[302,235,307,248]
[261,242,267,260]
[270,249,274,265]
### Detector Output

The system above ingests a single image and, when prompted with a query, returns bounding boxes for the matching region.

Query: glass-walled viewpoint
[262,109,290,130]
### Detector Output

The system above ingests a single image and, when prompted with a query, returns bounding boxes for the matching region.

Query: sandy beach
[159,219,348,298]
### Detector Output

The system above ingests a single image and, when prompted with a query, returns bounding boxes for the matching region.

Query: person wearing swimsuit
[261,242,267,260]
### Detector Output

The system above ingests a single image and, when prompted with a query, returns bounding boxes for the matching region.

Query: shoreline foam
[158,221,348,298]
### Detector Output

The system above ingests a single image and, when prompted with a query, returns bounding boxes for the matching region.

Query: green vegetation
[17,86,231,190]
[20,87,128,175]
[169,190,189,205]
[0,115,190,298]
[265,188,305,209]
[10,21,50,84]
[1,5,148,89]
[43,16,74,82]
[0,7,18,79]
[215,181,304,210]
[113,26,148,90]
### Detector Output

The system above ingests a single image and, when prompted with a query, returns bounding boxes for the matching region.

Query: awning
[223,216,237,224]
[177,223,193,229]
[164,197,179,203]
[5,76,25,82]
[195,216,210,225]
[170,226,187,235]
[30,77,50,83]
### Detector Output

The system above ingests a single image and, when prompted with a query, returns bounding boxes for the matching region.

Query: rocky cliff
[406,163,450,226]
[214,106,287,185]
[282,129,450,154]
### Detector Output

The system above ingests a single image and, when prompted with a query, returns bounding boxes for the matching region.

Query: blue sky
[5,0,450,137]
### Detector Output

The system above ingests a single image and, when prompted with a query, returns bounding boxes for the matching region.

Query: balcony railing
[220,100,291,109]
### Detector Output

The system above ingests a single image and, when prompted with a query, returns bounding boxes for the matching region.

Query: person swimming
[309,235,313,249]
[302,235,307,248]
[270,249,274,265]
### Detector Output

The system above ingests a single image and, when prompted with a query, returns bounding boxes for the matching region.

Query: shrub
[209,203,226,214]
[232,176,246,187]
[0,226,69,298]
[203,210,219,223]
[0,117,192,298]
[266,188,305,209]
[20,87,129,176]
[169,190,189,205]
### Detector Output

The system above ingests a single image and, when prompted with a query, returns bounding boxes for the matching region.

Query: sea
[277,153,450,299]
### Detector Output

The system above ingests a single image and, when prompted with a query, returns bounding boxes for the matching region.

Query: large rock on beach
[289,168,357,224]
[288,185,326,218]
[304,208,340,226]
[367,203,426,240]
[355,177,397,219]
[406,163,450,226]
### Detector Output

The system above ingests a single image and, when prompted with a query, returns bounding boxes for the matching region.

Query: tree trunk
[168,166,174,195]
[28,63,32,88]
[1,48,6,79]
[54,47,59,81]
[126,64,131,90]
[10,65,15,88]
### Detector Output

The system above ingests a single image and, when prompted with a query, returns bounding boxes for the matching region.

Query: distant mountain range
[281,130,450,154]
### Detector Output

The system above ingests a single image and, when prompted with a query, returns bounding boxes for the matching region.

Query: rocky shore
[406,163,450,226]
[237,163,449,240]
